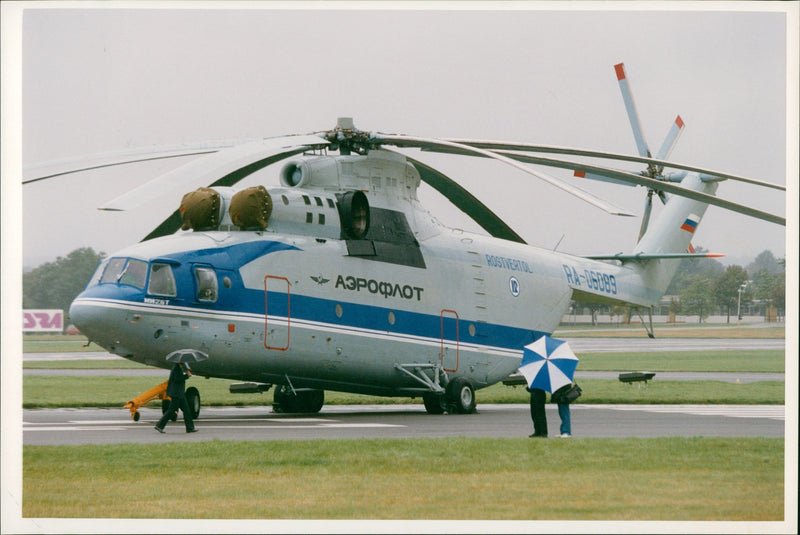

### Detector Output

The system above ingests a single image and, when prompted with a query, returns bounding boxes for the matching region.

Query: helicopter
[25,63,785,418]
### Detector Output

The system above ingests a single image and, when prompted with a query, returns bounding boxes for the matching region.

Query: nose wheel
[422,378,476,414]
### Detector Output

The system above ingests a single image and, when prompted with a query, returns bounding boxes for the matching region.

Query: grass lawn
[554,324,785,338]
[22,376,785,409]
[22,437,784,520]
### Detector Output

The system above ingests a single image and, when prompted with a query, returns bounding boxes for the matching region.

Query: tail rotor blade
[615,63,653,164]
[655,115,685,162]
[638,191,653,242]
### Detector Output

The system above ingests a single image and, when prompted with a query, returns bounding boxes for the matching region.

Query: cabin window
[148,263,177,297]
[195,267,218,302]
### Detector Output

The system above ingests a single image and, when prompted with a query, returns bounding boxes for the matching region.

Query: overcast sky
[5,3,797,270]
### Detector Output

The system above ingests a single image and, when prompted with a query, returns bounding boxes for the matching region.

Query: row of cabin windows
[92,258,218,303]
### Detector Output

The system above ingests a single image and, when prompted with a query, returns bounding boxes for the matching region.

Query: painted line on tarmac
[579,404,784,420]
[23,419,406,432]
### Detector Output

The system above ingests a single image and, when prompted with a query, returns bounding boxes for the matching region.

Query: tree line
[23,246,785,325]
[665,248,785,323]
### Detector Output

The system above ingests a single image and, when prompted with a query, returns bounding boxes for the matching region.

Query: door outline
[440,309,459,372]
[264,275,290,351]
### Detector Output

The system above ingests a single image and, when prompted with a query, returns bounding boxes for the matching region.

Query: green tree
[665,246,725,295]
[713,265,749,323]
[747,250,782,276]
[23,248,105,318]
[769,276,785,318]
[679,274,715,323]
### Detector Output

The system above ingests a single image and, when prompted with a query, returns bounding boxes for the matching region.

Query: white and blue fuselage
[69,150,717,402]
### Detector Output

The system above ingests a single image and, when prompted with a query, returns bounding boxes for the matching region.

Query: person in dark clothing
[528,387,547,438]
[155,363,197,433]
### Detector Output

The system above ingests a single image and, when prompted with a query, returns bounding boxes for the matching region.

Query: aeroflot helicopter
[25,63,785,418]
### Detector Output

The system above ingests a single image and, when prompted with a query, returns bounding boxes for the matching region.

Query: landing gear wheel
[162,399,178,421]
[301,390,325,413]
[185,387,201,419]
[445,377,476,414]
[423,393,446,415]
[272,386,324,413]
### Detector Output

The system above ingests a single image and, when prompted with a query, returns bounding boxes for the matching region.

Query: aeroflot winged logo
[310,275,330,285]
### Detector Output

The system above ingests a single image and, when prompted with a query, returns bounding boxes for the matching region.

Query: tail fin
[631,173,720,295]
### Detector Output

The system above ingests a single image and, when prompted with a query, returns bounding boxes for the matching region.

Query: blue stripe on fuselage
[158,240,300,270]
[79,239,542,352]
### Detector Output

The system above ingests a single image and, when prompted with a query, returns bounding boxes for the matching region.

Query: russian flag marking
[681,213,700,233]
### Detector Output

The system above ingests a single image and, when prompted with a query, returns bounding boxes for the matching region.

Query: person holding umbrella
[518,335,579,439]
[155,350,206,433]
[551,382,575,438]
[527,387,548,438]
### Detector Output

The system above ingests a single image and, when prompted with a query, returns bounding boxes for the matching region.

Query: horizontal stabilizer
[584,252,724,261]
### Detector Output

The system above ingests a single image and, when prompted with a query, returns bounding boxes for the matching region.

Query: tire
[273,386,324,413]
[445,377,476,414]
[272,386,290,413]
[300,390,324,413]
[185,387,201,419]
[423,393,445,415]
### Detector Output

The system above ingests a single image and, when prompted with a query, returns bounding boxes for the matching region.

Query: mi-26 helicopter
[25,63,785,418]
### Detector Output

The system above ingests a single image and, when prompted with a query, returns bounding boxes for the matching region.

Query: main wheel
[445,377,476,414]
[300,390,325,413]
[273,386,324,413]
[423,393,445,415]
[185,387,201,419]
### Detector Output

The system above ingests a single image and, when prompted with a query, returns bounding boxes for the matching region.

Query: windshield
[98,258,148,289]
[87,259,109,287]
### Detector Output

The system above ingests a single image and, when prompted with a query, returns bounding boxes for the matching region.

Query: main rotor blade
[437,139,785,191]
[402,155,526,244]
[101,135,328,211]
[373,134,635,217]
[495,151,786,226]
[142,145,314,241]
[23,142,246,184]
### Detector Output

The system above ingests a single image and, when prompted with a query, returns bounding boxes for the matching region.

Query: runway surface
[21,337,786,446]
[23,403,785,446]
[23,368,785,383]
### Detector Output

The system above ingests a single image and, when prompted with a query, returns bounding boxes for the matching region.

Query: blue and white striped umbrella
[519,335,579,393]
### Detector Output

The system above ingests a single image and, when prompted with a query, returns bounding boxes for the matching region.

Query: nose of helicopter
[68,292,100,339]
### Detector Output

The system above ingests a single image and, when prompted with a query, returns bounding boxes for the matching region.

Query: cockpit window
[87,259,109,287]
[148,263,177,297]
[118,259,148,288]
[195,267,218,303]
[98,258,147,289]
[100,258,127,284]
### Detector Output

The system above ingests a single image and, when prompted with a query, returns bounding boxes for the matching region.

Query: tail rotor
[614,62,687,241]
